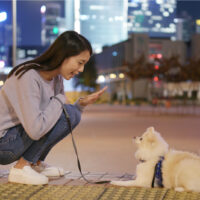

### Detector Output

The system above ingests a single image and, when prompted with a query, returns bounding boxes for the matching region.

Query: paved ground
[0,104,200,185]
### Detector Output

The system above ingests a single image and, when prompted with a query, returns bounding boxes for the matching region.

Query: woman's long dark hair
[8,30,92,79]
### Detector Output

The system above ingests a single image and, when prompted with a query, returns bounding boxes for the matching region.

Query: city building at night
[64,0,74,30]
[0,26,21,66]
[175,17,195,42]
[191,34,200,61]
[41,3,62,46]
[77,0,128,53]
[128,0,176,38]
[95,33,187,101]
[65,0,177,53]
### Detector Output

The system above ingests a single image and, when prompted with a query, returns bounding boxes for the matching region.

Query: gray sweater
[0,69,80,140]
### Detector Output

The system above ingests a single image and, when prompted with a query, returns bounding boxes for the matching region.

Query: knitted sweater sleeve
[5,73,66,140]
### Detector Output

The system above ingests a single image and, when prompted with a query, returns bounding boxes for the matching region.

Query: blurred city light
[119,73,125,79]
[0,60,5,68]
[40,5,46,14]
[109,73,116,79]
[52,26,59,34]
[3,67,12,74]
[0,81,4,86]
[157,54,162,59]
[149,54,163,59]
[97,75,105,83]
[154,65,159,70]
[156,0,163,4]
[0,12,7,22]
[154,76,159,82]
[112,51,118,56]
[196,19,200,26]
[163,11,169,17]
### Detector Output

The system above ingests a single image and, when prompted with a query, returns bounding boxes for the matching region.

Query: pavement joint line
[64,179,74,185]
[0,172,136,185]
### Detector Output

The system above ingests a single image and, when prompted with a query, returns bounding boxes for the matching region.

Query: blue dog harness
[151,156,164,188]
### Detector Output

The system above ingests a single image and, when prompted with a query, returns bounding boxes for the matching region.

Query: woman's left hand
[78,86,108,106]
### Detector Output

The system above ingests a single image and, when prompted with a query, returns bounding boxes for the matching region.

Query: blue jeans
[0,104,81,165]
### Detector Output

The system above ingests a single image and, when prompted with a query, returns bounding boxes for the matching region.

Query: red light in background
[157,54,162,59]
[154,65,159,70]
[154,76,159,82]
[149,54,156,59]
[149,54,162,60]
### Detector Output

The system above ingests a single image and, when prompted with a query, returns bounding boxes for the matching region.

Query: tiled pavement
[0,169,135,186]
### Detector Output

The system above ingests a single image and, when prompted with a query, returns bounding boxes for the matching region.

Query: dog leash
[51,96,110,184]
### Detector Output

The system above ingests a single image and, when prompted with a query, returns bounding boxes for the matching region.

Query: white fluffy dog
[111,127,200,192]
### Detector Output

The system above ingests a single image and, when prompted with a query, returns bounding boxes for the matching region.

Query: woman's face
[59,50,90,80]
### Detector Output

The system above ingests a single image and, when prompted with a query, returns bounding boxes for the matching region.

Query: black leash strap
[51,96,110,184]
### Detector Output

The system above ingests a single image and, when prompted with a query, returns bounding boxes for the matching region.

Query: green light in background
[53,27,59,34]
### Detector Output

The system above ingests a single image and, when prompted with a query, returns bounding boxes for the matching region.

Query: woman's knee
[0,151,18,165]
[63,104,81,129]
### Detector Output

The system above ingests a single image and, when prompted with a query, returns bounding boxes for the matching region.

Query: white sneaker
[8,166,48,185]
[33,162,65,177]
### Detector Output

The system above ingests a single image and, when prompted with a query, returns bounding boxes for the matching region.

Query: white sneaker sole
[8,166,48,185]
[41,167,65,177]
[9,174,48,185]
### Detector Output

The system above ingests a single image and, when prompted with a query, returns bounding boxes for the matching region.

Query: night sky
[177,0,200,19]
[0,0,199,46]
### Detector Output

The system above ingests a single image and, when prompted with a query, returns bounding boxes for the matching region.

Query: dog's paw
[111,180,135,186]
[110,181,122,186]
[175,187,184,192]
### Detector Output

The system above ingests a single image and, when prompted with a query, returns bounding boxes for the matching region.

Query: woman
[0,31,107,185]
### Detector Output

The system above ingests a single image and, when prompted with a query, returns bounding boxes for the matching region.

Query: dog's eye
[140,138,143,141]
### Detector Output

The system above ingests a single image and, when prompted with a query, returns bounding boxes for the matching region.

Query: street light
[109,73,116,79]
[97,75,105,83]
[40,5,46,14]
[119,73,125,79]
[0,60,5,68]
[0,81,4,86]
[0,12,7,22]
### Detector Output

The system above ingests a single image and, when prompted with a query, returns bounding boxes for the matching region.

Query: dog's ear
[146,130,157,146]
[147,127,155,133]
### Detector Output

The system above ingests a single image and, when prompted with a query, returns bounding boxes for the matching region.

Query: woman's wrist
[78,97,87,107]
[74,98,85,112]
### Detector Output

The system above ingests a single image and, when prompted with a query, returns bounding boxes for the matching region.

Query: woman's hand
[78,86,108,106]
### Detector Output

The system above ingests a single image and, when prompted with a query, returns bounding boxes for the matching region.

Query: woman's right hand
[78,86,108,106]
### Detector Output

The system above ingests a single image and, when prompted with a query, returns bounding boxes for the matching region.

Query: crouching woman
[0,31,107,185]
